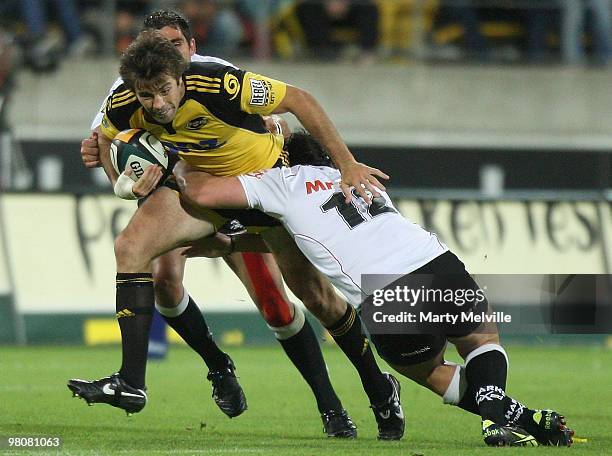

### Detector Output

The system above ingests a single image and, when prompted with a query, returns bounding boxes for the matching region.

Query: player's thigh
[222,252,292,306]
[260,227,345,324]
[117,187,216,262]
[370,332,446,372]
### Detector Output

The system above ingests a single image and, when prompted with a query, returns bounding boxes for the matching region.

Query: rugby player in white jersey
[73,10,362,437]
[174,131,575,448]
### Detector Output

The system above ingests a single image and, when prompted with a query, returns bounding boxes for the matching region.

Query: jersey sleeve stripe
[113,89,133,98]
[279,149,289,166]
[185,75,222,83]
[112,90,135,100]
[112,92,136,104]
[186,80,221,89]
[186,86,220,94]
[112,96,138,108]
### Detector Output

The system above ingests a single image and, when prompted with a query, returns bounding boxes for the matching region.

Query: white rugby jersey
[90,54,236,130]
[238,166,448,307]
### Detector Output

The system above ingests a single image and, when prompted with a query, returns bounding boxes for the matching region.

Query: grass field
[0,344,610,455]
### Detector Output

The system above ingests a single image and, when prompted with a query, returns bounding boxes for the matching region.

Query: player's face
[158,25,195,61]
[136,75,185,124]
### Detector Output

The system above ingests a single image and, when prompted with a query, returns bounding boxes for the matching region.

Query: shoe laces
[321,409,346,422]
[320,409,355,430]
[206,360,236,385]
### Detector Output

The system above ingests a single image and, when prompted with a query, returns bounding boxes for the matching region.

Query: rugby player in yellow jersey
[70,28,400,440]
[74,11,359,436]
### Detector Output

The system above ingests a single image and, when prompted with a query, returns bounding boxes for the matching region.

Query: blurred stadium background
[0,1,611,453]
[1,0,610,347]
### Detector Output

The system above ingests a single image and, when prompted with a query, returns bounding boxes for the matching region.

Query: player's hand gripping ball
[110,128,169,179]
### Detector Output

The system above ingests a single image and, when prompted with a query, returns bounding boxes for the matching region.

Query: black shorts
[367,251,488,366]
[369,332,447,366]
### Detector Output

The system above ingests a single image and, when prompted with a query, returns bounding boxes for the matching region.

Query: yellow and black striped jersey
[100,62,288,176]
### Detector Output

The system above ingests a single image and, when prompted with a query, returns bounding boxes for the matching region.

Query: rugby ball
[110,129,168,181]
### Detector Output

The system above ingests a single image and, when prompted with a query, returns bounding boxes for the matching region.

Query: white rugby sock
[155,287,189,318]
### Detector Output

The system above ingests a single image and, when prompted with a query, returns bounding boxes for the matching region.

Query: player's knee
[301,287,343,325]
[153,276,183,308]
[115,232,139,263]
[299,284,326,313]
[267,304,305,340]
[393,361,436,388]
[114,231,148,269]
[451,332,500,359]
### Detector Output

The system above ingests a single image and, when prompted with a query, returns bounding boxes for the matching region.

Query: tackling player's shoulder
[191,54,237,68]
[291,165,340,183]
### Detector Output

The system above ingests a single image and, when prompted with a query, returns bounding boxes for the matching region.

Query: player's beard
[150,105,175,124]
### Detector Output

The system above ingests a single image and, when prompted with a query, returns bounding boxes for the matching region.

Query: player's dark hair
[120,31,188,90]
[143,10,193,43]
[285,130,334,167]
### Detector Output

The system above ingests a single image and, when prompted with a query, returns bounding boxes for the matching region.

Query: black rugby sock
[456,383,533,423]
[450,361,536,425]
[326,305,390,405]
[502,396,538,430]
[116,273,154,389]
[160,296,228,371]
[456,392,481,415]
[278,318,343,413]
[459,347,508,424]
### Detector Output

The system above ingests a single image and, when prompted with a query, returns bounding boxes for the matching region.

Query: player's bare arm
[174,160,248,209]
[274,85,389,203]
[96,127,118,184]
[181,232,269,258]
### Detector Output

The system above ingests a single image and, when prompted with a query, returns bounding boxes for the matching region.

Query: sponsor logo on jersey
[306,180,334,194]
[224,73,240,100]
[249,78,269,106]
[186,116,207,130]
[161,139,225,153]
